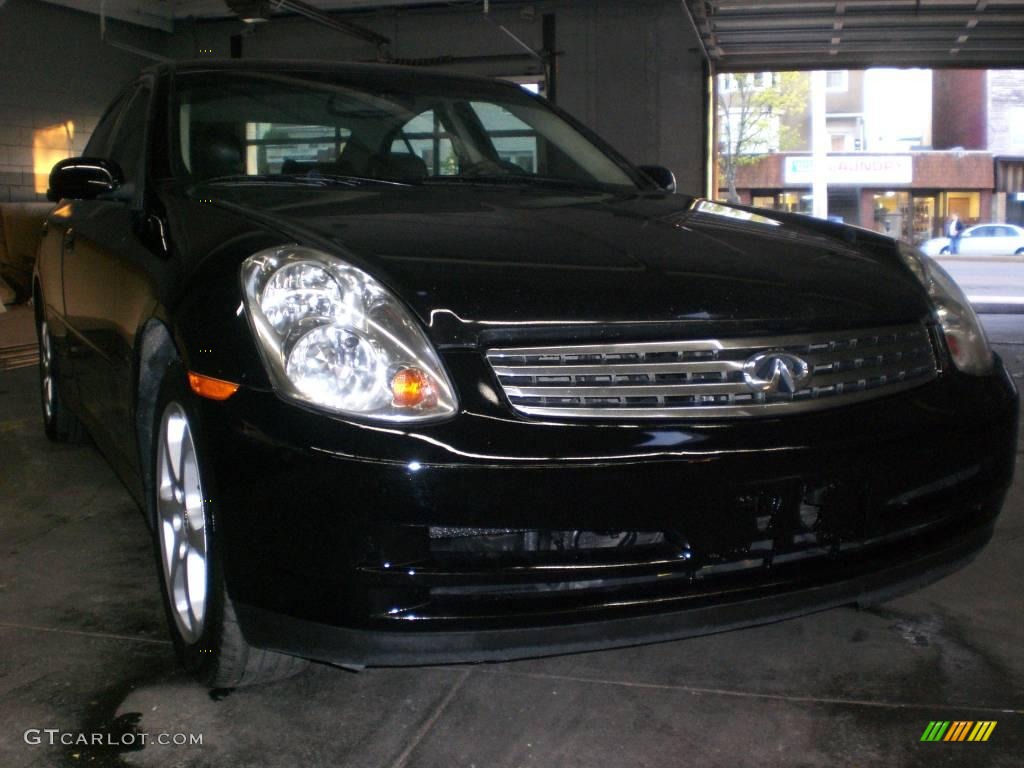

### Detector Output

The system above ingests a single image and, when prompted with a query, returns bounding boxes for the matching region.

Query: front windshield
[174,70,642,191]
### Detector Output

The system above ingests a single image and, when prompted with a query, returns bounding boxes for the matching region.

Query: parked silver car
[921,223,1024,256]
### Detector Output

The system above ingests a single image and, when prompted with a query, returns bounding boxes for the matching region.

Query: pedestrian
[946,213,965,254]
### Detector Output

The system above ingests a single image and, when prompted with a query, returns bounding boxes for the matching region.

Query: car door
[36,204,74,388]
[989,226,1018,255]
[958,226,992,256]
[39,93,127,413]
[61,80,153,475]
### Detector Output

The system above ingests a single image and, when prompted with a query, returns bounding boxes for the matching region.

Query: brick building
[732,151,994,243]
[718,68,1024,242]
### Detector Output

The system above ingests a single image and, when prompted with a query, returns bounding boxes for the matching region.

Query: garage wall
[168,0,708,194]
[0,0,168,201]
[0,0,708,201]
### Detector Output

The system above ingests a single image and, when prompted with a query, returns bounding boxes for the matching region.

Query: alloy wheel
[157,402,208,644]
[40,321,54,422]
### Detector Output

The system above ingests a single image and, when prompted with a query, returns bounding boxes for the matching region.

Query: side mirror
[47,157,124,202]
[638,165,677,194]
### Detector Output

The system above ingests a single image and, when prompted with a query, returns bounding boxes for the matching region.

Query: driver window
[469,102,538,173]
[84,93,128,159]
[392,110,460,176]
[107,85,151,188]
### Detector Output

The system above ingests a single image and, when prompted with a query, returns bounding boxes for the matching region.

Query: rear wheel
[37,318,86,443]
[1015,247,1024,256]
[939,246,951,255]
[153,365,307,687]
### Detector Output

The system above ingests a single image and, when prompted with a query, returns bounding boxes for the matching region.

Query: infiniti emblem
[743,351,812,394]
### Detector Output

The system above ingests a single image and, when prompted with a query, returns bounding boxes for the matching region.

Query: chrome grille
[486,324,938,418]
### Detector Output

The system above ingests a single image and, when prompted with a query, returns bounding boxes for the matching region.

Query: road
[936,255,1024,311]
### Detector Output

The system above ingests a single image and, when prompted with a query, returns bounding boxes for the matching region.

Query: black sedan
[35,60,1016,687]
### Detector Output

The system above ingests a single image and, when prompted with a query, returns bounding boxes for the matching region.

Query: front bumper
[237,512,996,666]
[198,354,1017,665]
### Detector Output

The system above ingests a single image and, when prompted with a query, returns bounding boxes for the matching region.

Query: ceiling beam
[680,0,714,63]
[38,0,174,31]
[172,0,494,21]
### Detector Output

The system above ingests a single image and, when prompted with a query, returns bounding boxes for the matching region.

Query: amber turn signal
[391,367,436,408]
[188,372,240,401]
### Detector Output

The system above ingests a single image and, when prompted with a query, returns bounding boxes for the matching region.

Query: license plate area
[686,479,864,577]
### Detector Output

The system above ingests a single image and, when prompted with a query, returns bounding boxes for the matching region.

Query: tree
[717,72,809,203]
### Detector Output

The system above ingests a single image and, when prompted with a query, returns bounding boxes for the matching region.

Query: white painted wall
[0,0,168,201]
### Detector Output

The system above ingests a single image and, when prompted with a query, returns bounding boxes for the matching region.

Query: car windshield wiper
[420,174,620,193]
[191,173,411,189]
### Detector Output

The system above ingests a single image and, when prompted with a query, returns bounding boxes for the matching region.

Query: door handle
[40,221,49,236]
[63,229,75,251]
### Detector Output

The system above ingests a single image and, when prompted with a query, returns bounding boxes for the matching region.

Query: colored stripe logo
[920,721,996,742]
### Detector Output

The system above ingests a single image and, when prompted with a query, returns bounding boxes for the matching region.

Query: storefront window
[912,196,936,242]
[778,191,810,213]
[872,191,910,240]
[750,191,819,215]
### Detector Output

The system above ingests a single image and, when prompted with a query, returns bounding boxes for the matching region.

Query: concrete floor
[1,316,1022,768]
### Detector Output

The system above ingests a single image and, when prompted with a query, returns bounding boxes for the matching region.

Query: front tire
[939,246,951,255]
[152,365,307,687]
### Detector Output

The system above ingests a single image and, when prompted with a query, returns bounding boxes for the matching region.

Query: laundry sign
[784,155,913,185]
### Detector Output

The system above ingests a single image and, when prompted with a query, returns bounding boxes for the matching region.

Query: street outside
[936,254,1024,312]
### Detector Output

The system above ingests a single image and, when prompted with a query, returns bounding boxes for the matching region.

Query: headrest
[190,126,244,180]
[371,152,428,181]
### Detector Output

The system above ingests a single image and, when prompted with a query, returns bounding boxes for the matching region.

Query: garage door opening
[713,67,1024,312]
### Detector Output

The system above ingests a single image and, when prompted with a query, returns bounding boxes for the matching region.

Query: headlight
[898,243,993,375]
[241,246,457,421]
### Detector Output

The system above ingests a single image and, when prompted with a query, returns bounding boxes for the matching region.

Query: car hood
[201,184,931,347]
